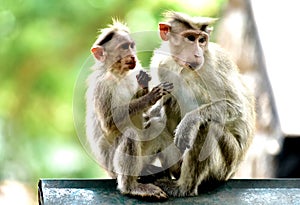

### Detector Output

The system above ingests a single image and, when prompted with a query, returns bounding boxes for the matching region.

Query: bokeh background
[1,0,299,204]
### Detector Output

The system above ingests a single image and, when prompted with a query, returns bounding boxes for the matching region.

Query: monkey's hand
[136,70,151,89]
[174,111,204,152]
[147,82,173,105]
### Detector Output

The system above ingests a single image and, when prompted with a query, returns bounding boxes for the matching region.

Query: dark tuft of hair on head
[98,32,115,46]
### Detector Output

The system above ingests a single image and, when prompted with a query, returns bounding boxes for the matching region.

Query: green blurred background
[0,0,225,203]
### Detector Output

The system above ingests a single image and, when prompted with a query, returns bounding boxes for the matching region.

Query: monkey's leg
[175,112,245,180]
[154,131,210,197]
[158,133,183,180]
[139,142,182,183]
[143,115,183,181]
[113,128,168,201]
[210,126,244,179]
[158,123,244,197]
[140,119,182,182]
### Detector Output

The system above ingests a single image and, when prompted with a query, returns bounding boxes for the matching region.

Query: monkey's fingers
[164,87,173,92]
[161,82,174,93]
[137,70,151,81]
[162,90,172,96]
[153,179,183,197]
[148,87,164,104]
[136,70,146,77]
[136,74,144,82]
[163,86,173,93]
[174,135,191,152]
[137,71,152,88]
[127,183,169,201]
[159,81,172,86]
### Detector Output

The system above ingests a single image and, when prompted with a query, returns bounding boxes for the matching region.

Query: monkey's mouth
[125,60,136,70]
[185,62,200,70]
[174,57,200,71]
[125,61,136,69]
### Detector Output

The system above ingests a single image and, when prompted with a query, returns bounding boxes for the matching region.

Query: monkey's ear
[159,22,171,41]
[91,46,106,62]
[206,27,213,35]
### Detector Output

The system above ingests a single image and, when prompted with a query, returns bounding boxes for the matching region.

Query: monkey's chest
[112,81,143,129]
[114,80,138,102]
[173,76,211,113]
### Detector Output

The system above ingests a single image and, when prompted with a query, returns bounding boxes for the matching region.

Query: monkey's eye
[186,35,196,42]
[121,43,130,49]
[130,42,135,49]
[199,37,206,44]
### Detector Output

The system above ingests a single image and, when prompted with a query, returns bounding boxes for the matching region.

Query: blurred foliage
[0,0,226,192]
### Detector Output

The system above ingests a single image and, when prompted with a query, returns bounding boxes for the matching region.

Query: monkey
[85,20,182,201]
[149,11,256,197]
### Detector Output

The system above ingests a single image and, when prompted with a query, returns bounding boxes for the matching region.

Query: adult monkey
[150,11,255,197]
[86,20,181,200]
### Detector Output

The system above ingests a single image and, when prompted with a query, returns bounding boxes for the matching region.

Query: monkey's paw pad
[125,183,168,201]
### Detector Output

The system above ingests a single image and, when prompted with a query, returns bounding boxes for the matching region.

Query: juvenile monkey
[150,11,255,197]
[85,20,181,200]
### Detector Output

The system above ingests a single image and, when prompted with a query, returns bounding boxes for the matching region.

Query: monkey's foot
[123,183,169,201]
[154,179,196,197]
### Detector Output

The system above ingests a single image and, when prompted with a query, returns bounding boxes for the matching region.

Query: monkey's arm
[134,88,149,99]
[174,99,241,152]
[95,82,173,130]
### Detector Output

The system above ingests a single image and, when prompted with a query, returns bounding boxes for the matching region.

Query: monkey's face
[169,30,209,71]
[109,41,137,72]
[105,33,137,74]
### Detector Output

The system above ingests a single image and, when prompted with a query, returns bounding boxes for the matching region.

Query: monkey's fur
[150,11,255,197]
[85,21,182,201]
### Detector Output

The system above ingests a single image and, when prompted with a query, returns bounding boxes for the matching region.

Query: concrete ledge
[38,178,300,205]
